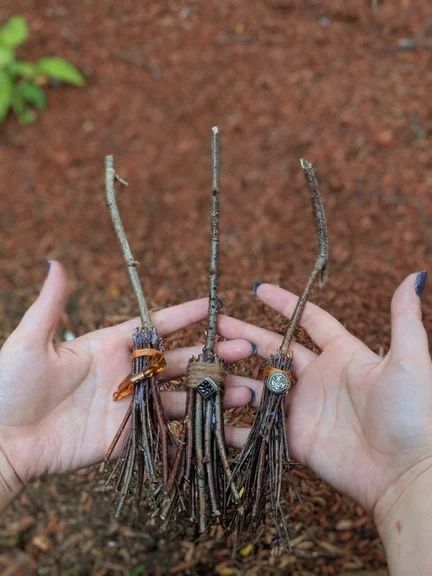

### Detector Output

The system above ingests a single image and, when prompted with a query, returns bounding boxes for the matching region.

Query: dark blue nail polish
[249,341,258,355]
[45,260,51,272]
[251,281,263,294]
[415,270,427,297]
[248,387,257,404]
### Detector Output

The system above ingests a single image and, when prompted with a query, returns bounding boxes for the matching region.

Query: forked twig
[105,156,151,328]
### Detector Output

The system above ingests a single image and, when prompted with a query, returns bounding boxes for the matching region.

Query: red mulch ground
[0,1,431,574]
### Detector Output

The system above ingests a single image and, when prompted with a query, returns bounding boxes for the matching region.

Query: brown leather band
[262,367,291,380]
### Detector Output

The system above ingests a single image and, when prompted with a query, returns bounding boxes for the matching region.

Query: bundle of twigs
[104,156,174,516]
[230,159,329,547]
[160,127,242,533]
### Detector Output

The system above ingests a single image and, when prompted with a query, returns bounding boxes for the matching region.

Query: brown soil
[0,1,431,574]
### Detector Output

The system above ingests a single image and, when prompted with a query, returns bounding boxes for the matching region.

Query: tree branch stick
[105,402,132,462]
[280,159,328,355]
[194,394,206,532]
[205,401,219,517]
[203,127,220,361]
[105,155,152,328]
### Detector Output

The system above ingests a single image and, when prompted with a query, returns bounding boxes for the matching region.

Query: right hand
[219,272,432,524]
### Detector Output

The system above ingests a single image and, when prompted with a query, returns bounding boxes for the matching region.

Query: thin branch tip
[104,155,128,186]
[115,174,129,186]
[280,160,328,354]
[300,158,312,170]
[211,126,220,194]
[104,156,152,327]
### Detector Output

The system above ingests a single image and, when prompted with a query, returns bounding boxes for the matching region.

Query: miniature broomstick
[230,159,328,546]
[160,127,243,533]
[104,155,173,516]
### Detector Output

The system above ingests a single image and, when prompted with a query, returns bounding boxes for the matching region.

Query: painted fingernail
[251,281,263,294]
[45,260,51,273]
[415,270,427,297]
[248,387,257,404]
[249,341,258,355]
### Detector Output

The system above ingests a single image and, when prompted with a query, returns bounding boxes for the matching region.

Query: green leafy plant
[0,15,85,125]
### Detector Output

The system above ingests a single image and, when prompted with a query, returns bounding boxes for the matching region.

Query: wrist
[0,441,24,512]
[374,458,432,576]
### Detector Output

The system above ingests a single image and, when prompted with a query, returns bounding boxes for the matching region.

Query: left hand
[0,261,255,508]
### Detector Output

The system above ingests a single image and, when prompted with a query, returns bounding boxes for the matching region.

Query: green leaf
[11,85,24,113]
[16,81,46,109]
[36,57,85,86]
[18,107,37,125]
[0,16,28,48]
[8,60,35,79]
[0,70,12,121]
[0,46,14,67]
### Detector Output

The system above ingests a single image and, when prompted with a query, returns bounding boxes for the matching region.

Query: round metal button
[266,371,290,394]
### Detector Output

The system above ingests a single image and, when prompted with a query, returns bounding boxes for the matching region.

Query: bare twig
[230,159,329,549]
[203,126,220,362]
[105,155,152,328]
[280,159,328,354]
[159,128,242,533]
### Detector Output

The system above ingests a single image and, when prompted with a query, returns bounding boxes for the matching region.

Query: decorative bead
[266,371,290,394]
[197,377,218,399]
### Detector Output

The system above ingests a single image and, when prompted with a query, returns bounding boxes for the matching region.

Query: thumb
[17,260,71,344]
[390,271,429,359]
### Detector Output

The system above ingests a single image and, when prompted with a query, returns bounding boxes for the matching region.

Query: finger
[227,374,263,406]
[224,426,250,449]
[253,283,350,348]
[161,385,253,419]
[391,272,429,359]
[218,315,316,375]
[113,298,209,344]
[17,260,71,343]
[162,339,254,380]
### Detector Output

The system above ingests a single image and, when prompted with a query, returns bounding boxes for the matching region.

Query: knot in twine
[187,359,225,394]
[113,348,166,401]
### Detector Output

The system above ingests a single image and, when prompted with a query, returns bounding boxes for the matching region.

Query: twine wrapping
[113,348,166,401]
[186,358,225,393]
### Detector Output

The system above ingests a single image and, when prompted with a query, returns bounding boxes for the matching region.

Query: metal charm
[197,377,218,399]
[266,371,290,394]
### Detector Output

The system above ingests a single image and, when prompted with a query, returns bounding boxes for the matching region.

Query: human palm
[0,262,254,493]
[220,273,432,514]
